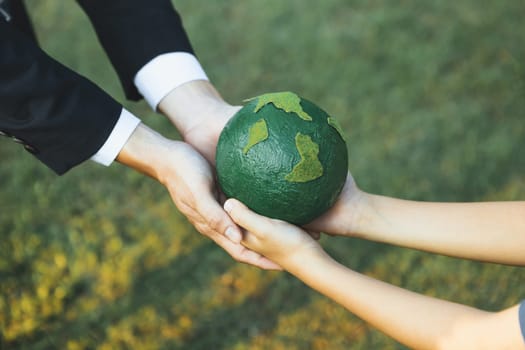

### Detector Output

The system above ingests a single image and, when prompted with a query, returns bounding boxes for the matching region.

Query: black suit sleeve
[0,20,122,175]
[77,0,195,101]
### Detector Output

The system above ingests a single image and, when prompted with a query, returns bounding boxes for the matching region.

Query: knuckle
[207,214,225,230]
[194,223,210,236]
[175,200,195,217]
[229,251,245,263]
[234,255,248,264]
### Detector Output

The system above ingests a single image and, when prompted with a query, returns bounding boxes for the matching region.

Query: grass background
[1,0,525,349]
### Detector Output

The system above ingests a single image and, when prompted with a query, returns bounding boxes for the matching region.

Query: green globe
[216,91,348,225]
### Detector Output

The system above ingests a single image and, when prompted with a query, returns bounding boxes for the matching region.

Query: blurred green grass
[1,1,524,349]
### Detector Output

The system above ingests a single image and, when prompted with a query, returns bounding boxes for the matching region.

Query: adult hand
[182,103,240,164]
[117,123,281,270]
[158,80,240,164]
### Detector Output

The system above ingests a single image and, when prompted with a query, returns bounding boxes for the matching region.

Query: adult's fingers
[196,193,243,243]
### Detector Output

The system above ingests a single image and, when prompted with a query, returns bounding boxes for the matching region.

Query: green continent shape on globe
[327,117,346,141]
[251,91,313,121]
[285,133,324,183]
[243,118,269,154]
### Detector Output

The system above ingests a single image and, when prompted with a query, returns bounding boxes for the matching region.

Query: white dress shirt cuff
[134,52,209,110]
[91,108,141,166]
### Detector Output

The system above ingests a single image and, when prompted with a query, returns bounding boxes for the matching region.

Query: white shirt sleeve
[134,52,209,110]
[91,108,141,166]
[91,52,206,167]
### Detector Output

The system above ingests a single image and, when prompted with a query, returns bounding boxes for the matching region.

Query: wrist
[311,186,372,238]
[348,192,396,243]
[344,190,376,237]
[284,248,337,279]
[157,80,234,137]
[278,244,328,272]
[116,123,174,181]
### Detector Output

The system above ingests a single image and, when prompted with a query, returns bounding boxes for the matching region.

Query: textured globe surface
[216,92,348,225]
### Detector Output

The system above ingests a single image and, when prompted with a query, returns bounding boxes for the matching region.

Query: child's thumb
[224,198,274,236]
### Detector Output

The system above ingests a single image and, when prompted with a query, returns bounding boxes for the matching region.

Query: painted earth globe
[216,91,348,225]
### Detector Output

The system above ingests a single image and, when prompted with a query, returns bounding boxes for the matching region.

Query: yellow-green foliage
[2,1,525,349]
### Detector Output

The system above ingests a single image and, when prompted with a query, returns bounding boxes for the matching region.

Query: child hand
[306,173,365,237]
[224,199,324,270]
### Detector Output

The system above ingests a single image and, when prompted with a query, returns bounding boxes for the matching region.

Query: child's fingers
[224,198,276,235]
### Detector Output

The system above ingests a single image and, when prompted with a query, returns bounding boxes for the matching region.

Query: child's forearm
[287,253,524,350]
[351,194,525,265]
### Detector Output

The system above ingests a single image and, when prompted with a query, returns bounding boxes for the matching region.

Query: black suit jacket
[0,0,195,174]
